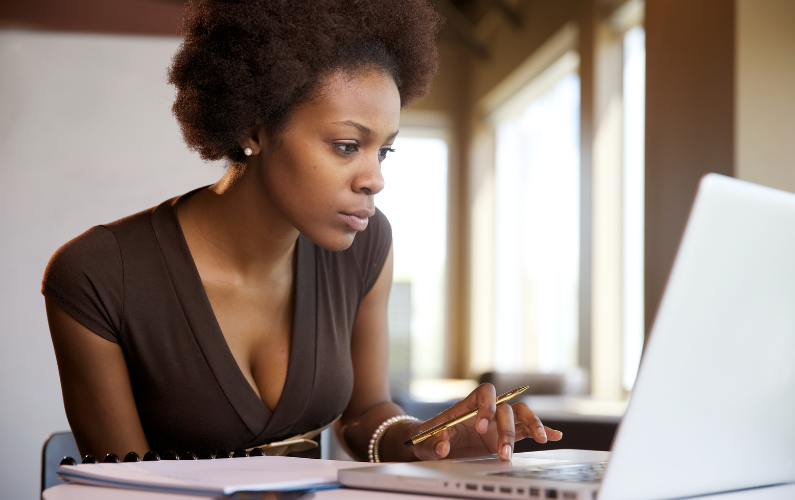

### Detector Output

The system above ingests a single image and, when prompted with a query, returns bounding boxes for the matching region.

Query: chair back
[42,431,79,493]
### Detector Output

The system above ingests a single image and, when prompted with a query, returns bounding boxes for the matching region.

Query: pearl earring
[244,147,253,156]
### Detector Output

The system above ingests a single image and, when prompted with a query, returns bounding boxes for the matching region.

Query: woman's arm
[337,244,510,462]
[338,244,563,462]
[46,297,150,459]
[337,245,424,461]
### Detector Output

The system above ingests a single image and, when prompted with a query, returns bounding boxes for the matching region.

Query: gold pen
[404,385,530,447]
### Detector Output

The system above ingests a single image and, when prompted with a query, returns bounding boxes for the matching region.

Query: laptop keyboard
[489,462,608,483]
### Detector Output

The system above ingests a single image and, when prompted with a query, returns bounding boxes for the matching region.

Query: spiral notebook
[58,456,374,496]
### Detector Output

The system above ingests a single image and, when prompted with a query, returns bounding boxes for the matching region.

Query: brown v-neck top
[42,189,392,455]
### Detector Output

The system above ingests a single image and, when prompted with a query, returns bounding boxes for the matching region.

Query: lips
[339,209,375,232]
[342,209,376,219]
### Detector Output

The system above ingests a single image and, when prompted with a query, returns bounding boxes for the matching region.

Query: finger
[512,422,562,442]
[470,383,497,434]
[413,428,453,461]
[423,386,488,427]
[544,426,563,441]
[512,402,548,443]
[495,403,516,461]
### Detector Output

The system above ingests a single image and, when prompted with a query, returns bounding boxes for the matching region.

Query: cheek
[266,153,344,219]
[261,155,359,251]
[299,162,342,205]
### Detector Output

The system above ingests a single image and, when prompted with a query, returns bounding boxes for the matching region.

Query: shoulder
[43,225,123,289]
[347,208,392,295]
[41,207,158,342]
[43,225,124,342]
[43,206,156,287]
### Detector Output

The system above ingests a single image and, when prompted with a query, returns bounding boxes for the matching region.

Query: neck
[178,166,299,282]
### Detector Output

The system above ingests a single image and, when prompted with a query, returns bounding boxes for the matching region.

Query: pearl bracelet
[368,415,419,463]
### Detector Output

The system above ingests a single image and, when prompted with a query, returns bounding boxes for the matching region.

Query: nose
[352,155,385,196]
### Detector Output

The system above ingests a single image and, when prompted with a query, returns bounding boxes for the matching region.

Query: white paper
[58,456,376,495]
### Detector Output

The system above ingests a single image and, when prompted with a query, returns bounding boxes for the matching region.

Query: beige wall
[644,0,735,336]
[0,30,221,499]
[410,41,470,116]
[736,0,795,194]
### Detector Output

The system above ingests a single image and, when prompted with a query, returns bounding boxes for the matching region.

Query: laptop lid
[600,174,795,500]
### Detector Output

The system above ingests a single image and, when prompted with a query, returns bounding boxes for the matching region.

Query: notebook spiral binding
[58,416,337,468]
[59,447,268,466]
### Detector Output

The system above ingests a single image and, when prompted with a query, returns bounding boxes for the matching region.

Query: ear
[238,125,268,156]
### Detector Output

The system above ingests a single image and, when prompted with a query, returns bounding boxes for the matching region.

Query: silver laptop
[339,174,795,500]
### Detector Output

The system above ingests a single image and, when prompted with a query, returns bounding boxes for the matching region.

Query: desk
[44,482,795,500]
[43,484,466,500]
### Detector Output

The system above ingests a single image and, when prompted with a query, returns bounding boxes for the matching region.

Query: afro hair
[168,0,442,163]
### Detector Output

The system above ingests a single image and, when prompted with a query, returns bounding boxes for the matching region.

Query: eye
[378,147,396,162]
[333,142,359,155]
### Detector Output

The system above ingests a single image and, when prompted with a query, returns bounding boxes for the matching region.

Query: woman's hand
[411,383,562,461]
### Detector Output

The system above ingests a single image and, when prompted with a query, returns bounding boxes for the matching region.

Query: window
[466,16,645,396]
[493,61,581,373]
[621,25,646,390]
[376,133,450,387]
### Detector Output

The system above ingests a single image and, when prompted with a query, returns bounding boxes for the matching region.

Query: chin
[308,229,358,252]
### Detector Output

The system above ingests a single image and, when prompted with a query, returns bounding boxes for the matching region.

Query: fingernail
[538,427,548,441]
[477,418,488,433]
[435,442,445,457]
[502,444,512,461]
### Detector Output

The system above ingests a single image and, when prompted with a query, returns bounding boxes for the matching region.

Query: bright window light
[376,136,449,382]
[494,72,581,373]
[622,25,646,390]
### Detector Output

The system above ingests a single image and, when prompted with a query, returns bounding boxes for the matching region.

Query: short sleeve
[350,208,393,296]
[42,226,124,343]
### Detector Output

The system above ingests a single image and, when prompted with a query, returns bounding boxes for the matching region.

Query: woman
[42,0,561,463]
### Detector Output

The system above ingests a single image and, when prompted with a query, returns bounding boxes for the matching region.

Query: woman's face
[252,67,400,251]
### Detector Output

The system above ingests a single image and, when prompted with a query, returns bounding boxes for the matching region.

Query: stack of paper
[58,456,374,496]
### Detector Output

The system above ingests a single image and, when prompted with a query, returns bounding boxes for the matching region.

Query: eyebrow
[333,120,399,141]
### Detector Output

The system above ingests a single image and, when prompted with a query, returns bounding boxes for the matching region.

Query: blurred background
[2,0,794,498]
